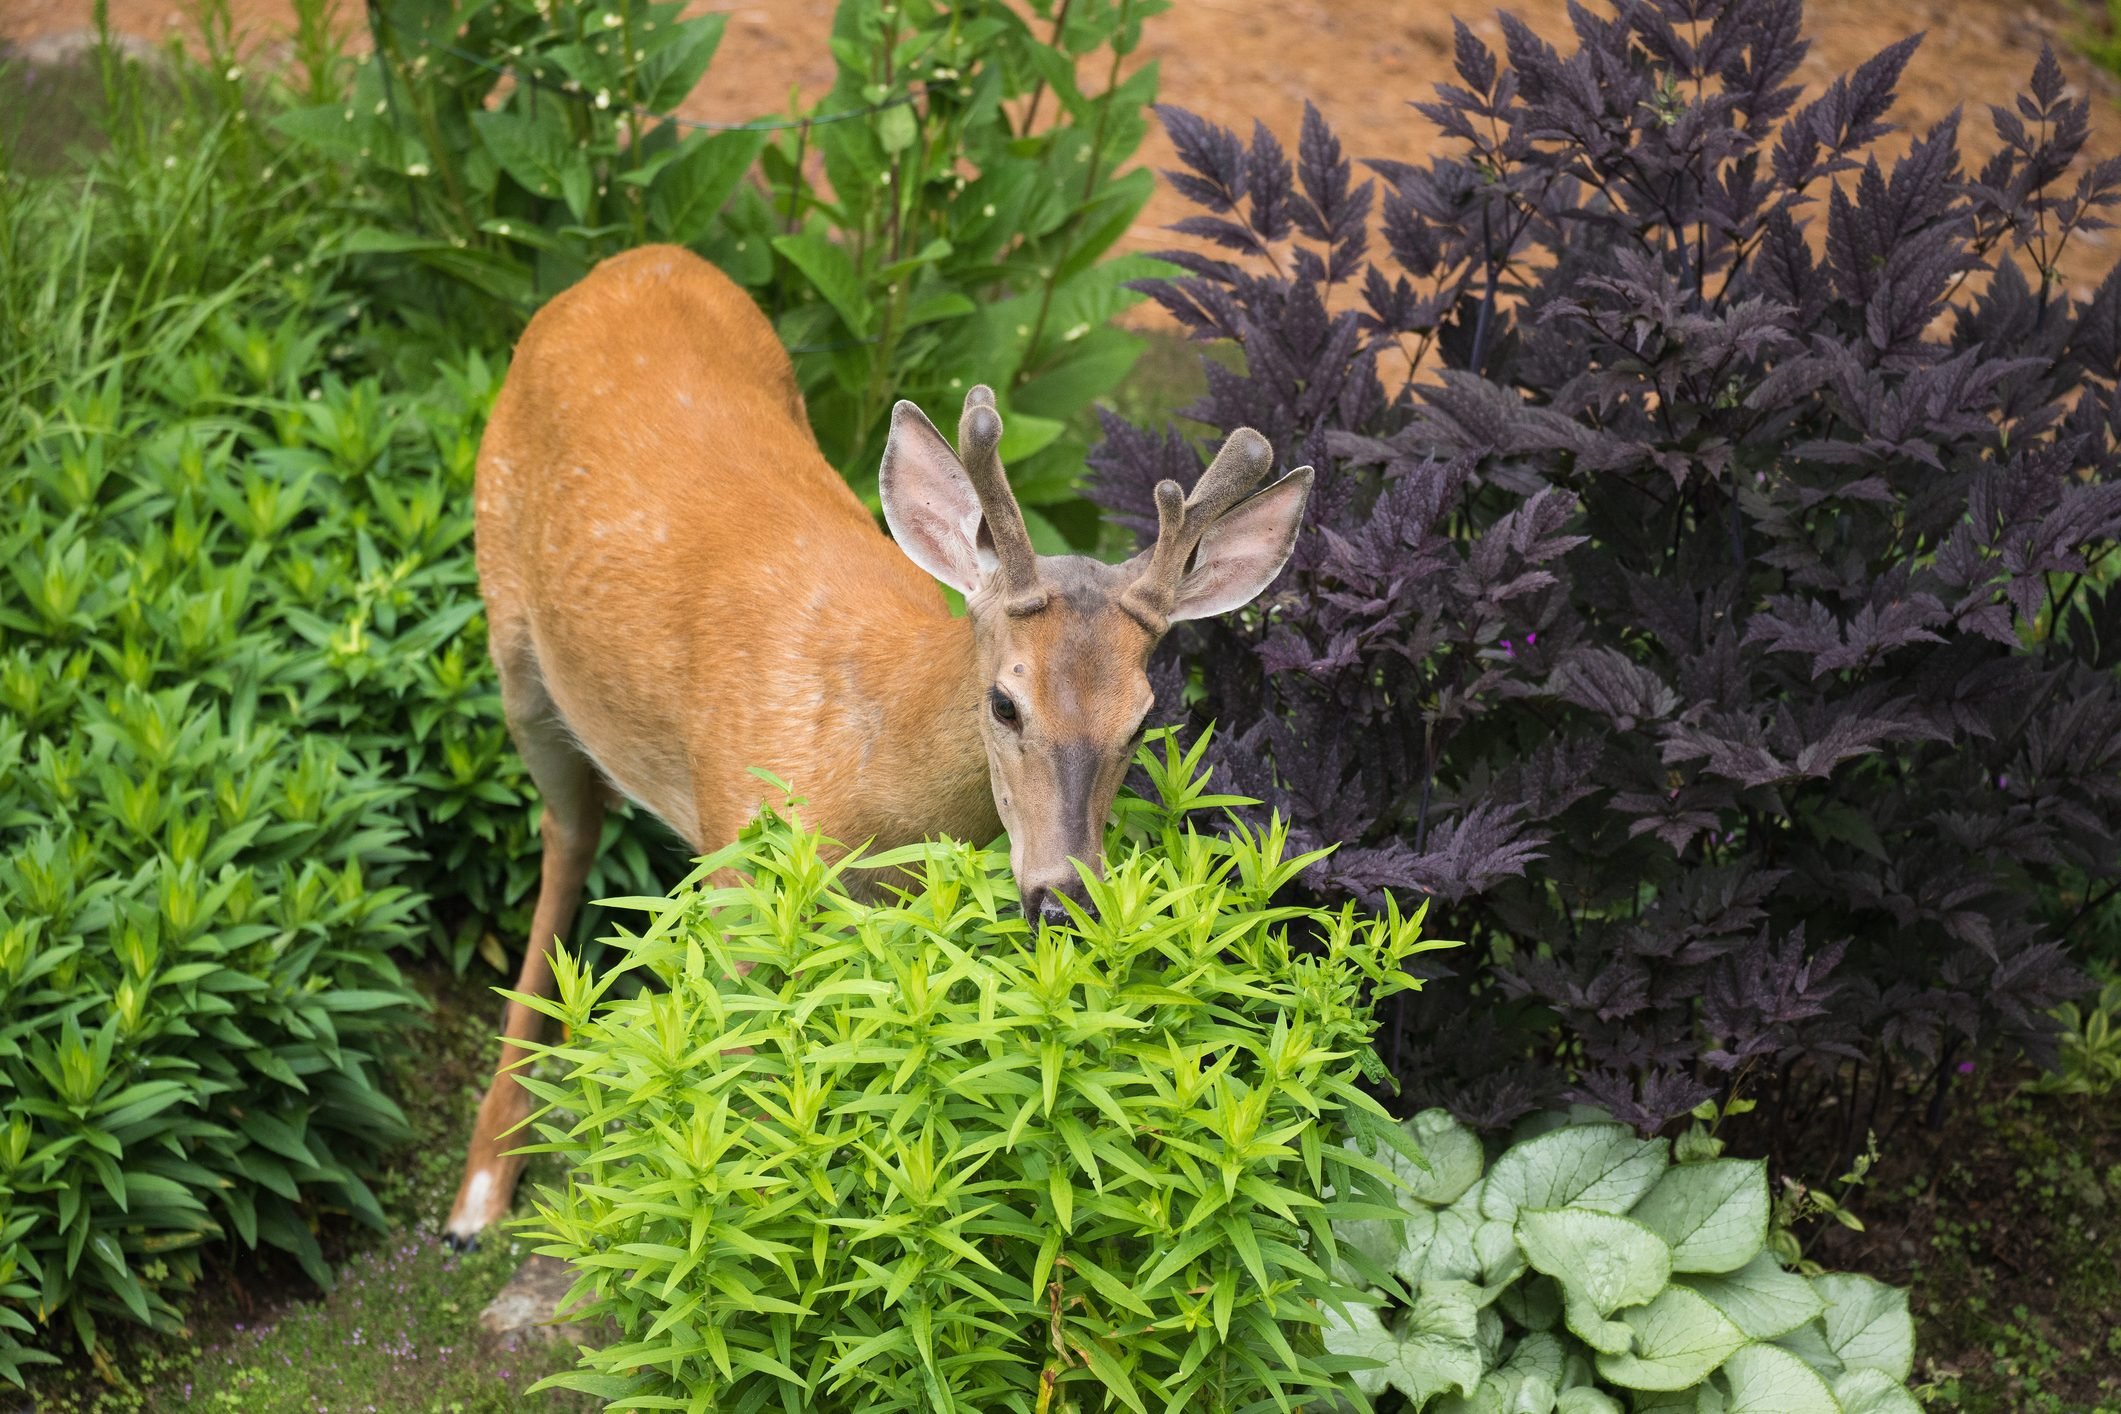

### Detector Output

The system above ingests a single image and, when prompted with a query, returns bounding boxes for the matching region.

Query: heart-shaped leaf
[1629,1158,1767,1273]
[1680,1251,1825,1340]
[1833,1366,1924,1414]
[1324,1281,1486,1405]
[1814,1273,1914,1380]
[1595,1286,1747,1391]
[1515,1207,1671,1317]
[1719,1342,1839,1412]
[1482,1124,1667,1224]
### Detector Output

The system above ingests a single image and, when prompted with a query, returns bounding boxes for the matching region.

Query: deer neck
[848,600,1000,853]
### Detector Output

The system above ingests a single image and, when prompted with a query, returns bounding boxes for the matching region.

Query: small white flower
[982,203,996,218]
[163,155,176,169]
[595,89,611,109]
[1063,322,1089,342]
[406,162,431,177]
[307,387,322,401]
[374,99,387,115]
[602,10,622,26]
[224,65,242,82]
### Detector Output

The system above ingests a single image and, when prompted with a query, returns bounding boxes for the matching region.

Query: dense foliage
[278,0,1169,537]
[518,735,1451,1412]
[1089,0,2121,1146]
[0,48,420,1376]
[0,26,647,1375]
[1325,1106,1922,1412]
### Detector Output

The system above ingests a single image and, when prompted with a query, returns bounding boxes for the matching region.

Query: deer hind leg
[444,641,607,1248]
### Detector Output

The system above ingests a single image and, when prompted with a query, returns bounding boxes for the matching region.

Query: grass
[25,966,594,1414]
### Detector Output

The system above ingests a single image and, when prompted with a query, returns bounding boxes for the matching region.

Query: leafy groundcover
[1327,1109,1922,1412]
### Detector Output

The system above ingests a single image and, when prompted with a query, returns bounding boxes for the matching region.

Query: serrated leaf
[1833,1366,1923,1414]
[1813,1273,1914,1380]
[1404,1108,1486,1205]
[1629,1159,1768,1273]
[1595,1287,1746,1391]
[1720,1342,1838,1412]
[1679,1252,1824,1340]
[1516,1207,1671,1318]
[1482,1124,1667,1224]
[1324,1283,1486,1405]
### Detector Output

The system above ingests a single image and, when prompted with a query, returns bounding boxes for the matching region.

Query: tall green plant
[275,0,1166,539]
[0,42,428,1377]
[516,733,1452,1411]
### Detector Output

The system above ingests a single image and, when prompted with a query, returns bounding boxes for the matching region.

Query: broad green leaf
[772,232,873,337]
[1678,1252,1824,1340]
[1595,1287,1746,1391]
[472,101,590,219]
[1515,1207,1671,1318]
[1813,1273,1914,1381]
[1832,1367,1923,1414]
[1482,1124,1667,1224]
[1628,1159,1768,1273]
[1433,1328,1565,1414]
[1772,1319,1844,1379]
[1719,1342,1838,1412]
[649,130,771,245]
[1338,1200,1433,1288]
[1403,1108,1486,1206]
[1554,1391,1622,1414]
[1324,1282,1486,1406]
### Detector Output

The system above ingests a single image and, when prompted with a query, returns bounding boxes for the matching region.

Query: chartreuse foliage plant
[1325,1108,1922,1413]
[516,733,1454,1412]
[281,0,1168,536]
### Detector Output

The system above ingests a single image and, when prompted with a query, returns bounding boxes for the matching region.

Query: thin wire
[364,2,924,135]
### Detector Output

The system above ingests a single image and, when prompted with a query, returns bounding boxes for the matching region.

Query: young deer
[446,244,1311,1244]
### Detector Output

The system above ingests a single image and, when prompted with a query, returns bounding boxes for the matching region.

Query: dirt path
[9,0,2120,296]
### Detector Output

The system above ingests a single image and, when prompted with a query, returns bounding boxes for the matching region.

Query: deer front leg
[445,689,606,1247]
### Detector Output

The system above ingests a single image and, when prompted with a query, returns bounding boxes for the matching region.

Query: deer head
[881,385,1313,925]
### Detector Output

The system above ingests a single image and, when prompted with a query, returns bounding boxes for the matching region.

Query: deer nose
[1022,880,1081,928]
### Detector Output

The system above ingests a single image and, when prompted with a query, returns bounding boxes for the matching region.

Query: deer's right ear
[880,400,984,594]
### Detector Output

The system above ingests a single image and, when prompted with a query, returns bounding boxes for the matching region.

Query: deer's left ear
[880,400,983,594]
[1166,467,1313,623]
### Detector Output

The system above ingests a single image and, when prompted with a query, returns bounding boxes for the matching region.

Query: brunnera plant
[516,732,1454,1413]
[1323,1107,1922,1413]
[1088,0,2121,1150]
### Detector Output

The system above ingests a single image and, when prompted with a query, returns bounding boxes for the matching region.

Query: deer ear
[880,400,984,593]
[1166,467,1313,623]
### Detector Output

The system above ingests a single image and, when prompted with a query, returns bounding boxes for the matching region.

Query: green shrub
[0,25,600,1377]
[0,196,424,1388]
[277,0,1167,541]
[1324,1109,1925,1413]
[516,734,1452,1411]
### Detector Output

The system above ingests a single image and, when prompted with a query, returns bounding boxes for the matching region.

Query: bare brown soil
[8,0,2121,302]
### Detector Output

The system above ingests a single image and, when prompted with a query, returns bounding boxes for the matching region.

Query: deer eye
[988,688,1021,730]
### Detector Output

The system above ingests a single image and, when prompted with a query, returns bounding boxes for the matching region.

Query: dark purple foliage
[1091,1,2121,1153]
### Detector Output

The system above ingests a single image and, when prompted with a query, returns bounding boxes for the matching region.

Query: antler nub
[956,384,1047,615]
[1122,427,1275,632]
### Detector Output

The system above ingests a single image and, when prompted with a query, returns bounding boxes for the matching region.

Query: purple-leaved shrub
[1089,0,2121,1154]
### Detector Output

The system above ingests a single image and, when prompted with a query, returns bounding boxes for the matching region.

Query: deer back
[474,245,996,856]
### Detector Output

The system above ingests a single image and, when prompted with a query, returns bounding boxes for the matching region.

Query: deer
[445,244,1312,1245]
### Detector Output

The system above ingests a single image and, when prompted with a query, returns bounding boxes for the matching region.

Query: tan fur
[445,245,1308,1243]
